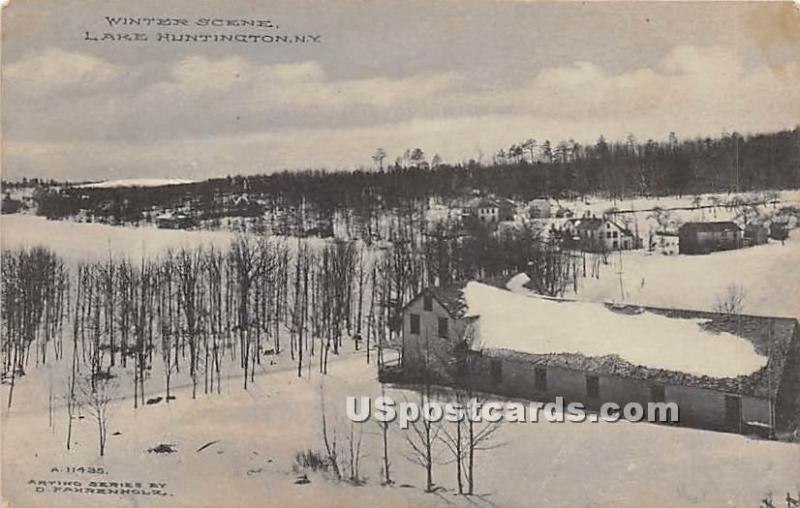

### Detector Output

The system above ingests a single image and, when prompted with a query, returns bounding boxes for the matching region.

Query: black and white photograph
[1,1,799,506]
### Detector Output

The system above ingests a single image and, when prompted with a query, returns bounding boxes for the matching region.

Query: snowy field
[561,231,800,319]
[1,215,235,262]
[0,215,334,264]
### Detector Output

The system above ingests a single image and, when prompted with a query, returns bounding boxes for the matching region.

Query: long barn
[394,280,799,437]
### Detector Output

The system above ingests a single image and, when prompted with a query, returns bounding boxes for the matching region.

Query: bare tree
[446,326,503,496]
[79,377,117,457]
[228,236,280,389]
[319,382,342,481]
[403,333,442,493]
[404,390,441,492]
[714,285,746,316]
[527,237,573,298]
[648,206,672,233]
[345,421,365,485]
[377,383,393,485]
[372,148,387,171]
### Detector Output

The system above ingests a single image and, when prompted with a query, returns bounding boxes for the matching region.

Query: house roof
[427,285,470,318]
[572,217,604,230]
[466,196,514,209]
[679,221,741,233]
[404,280,501,319]
[568,217,633,236]
[400,284,467,318]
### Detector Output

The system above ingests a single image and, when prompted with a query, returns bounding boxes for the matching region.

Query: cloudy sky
[2,0,799,181]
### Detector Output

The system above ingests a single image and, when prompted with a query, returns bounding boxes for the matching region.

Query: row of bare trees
[4,221,576,390]
[4,218,572,461]
[2,247,69,408]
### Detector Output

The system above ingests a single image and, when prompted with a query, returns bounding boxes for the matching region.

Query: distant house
[770,222,790,242]
[392,281,800,436]
[303,218,334,238]
[228,194,264,217]
[156,212,196,229]
[562,216,635,252]
[653,231,679,255]
[744,224,769,246]
[1,193,23,214]
[678,222,742,254]
[528,198,552,219]
[554,206,574,219]
[465,197,515,224]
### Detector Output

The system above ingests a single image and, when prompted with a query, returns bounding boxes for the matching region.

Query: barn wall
[466,354,771,433]
[775,325,800,432]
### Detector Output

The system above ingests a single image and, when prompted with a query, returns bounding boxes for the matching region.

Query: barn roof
[471,279,796,399]
[483,298,797,399]
[488,307,795,398]
[679,221,741,233]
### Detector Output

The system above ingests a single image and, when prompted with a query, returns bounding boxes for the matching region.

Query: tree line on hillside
[26,128,800,227]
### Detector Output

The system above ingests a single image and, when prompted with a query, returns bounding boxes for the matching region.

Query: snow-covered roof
[456,278,798,397]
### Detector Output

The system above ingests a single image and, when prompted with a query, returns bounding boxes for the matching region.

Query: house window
[423,294,433,311]
[438,317,449,338]
[606,232,612,239]
[612,231,618,238]
[650,384,665,403]
[612,240,618,249]
[490,359,502,383]
[535,367,548,391]
[410,313,420,335]
[586,375,600,398]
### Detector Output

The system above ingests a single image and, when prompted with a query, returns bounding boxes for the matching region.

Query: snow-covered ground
[0,215,335,263]
[470,280,766,377]
[523,189,800,241]
[562,231,800,319]
[76,179,197,189]
[1,215,233,262]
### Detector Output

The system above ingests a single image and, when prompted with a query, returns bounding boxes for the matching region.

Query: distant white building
[562,215,636,251]
[464,197,515,223]
[653,231,679,255]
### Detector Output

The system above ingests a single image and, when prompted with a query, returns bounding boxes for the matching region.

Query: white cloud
[3,45,798,179]
[5,48,125,97]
